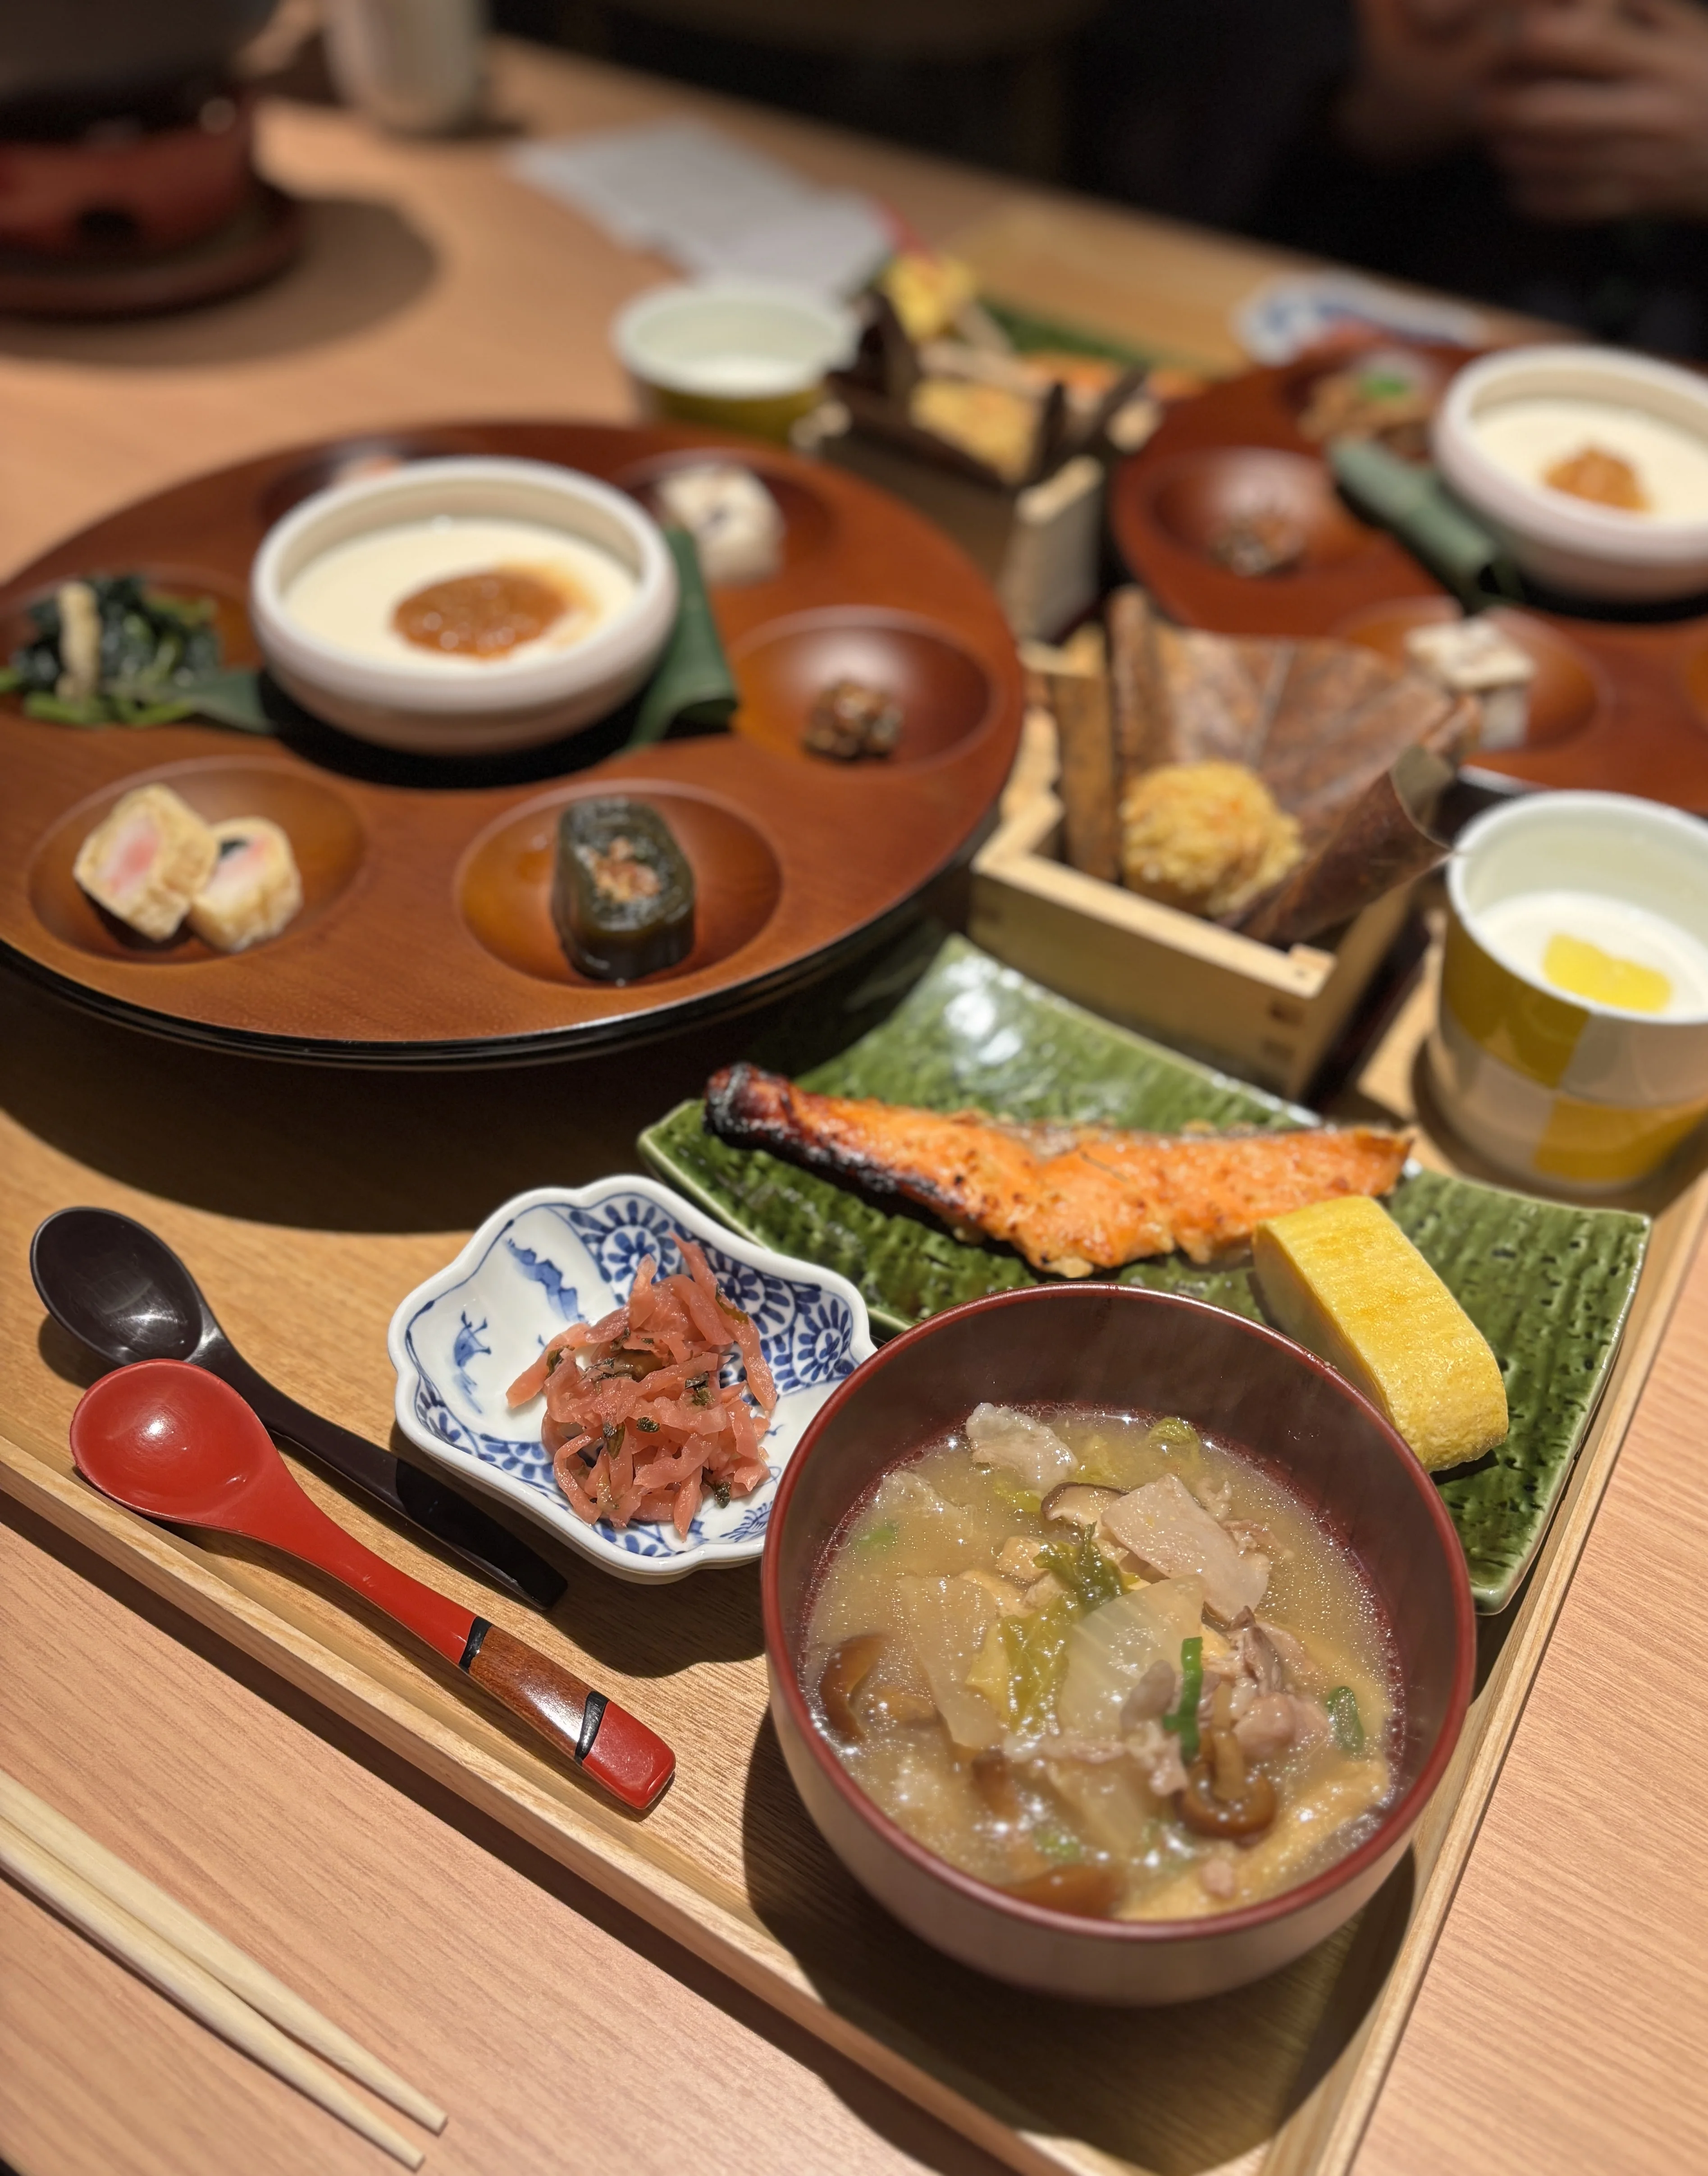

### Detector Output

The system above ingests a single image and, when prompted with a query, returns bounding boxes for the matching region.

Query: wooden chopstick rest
[0,1811,424,2168]
[0,1768,445,2135]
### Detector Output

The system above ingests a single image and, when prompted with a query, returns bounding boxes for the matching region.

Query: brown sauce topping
[393,564,578,658]
[1543,445,1649,512]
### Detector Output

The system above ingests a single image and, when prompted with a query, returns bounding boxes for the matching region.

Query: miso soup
[803,1403,1399,1920]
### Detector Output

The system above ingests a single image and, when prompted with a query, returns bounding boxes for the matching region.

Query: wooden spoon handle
[461,1623,675,1811]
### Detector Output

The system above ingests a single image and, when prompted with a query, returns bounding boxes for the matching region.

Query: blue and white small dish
[388,1176,875,1583]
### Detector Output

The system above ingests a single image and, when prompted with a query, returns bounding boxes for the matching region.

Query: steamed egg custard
[283,517,636,670]
[1479,890,1708,1017]
[1473,396,1708,520]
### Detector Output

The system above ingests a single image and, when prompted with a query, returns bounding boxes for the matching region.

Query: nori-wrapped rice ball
[552,798,696,982]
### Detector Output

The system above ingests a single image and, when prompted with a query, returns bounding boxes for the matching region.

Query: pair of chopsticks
[0,1768,445,2167]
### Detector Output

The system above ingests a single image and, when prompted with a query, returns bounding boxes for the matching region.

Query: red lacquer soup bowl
[760,1283,1475,2005]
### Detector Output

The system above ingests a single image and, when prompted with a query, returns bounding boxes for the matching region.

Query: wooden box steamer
[799,406,1113,642]
[971,713,1415,1099]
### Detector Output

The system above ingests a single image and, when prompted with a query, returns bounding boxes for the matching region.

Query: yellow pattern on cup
[647,383,823,444]
[1442,915,1588,1088]
[1532,1089,1708,1183]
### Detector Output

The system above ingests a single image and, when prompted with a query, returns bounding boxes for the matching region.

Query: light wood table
[0,38,1703,2176]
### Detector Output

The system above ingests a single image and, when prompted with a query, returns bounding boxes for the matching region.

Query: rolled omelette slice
[187,817,303,952]
[72,783,218,942]
[1253,1193,1508,1472]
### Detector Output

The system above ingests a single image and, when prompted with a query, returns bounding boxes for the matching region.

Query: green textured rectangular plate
[640,937,1649,1610]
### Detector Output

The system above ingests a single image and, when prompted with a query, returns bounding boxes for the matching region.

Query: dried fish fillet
[703,1064,1408,1276]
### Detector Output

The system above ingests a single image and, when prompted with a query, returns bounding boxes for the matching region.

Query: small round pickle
[1208,505,1305,578]
[803,677,903,762]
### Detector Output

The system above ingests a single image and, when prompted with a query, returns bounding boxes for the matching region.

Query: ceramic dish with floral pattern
[388,1176,875,1582]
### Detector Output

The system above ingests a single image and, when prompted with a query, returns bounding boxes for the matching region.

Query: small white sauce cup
[1433,345,1708,603]
[612,278,857,442]
[1429,790,1708,1189]
[250,457,678,754]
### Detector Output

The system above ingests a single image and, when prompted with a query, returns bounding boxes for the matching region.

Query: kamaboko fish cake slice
[73,783,218,942]
[188,818,303,952]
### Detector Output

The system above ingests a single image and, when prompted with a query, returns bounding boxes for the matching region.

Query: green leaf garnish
[989,1472,1042,1516]
[1326,1685,1365,1756]
[1161,1635,1203,1763]
[1000,1602,1077,1732]
[1032,1824,1082,1865]
[1037,1530,1123,1611]
[6,574,271,735]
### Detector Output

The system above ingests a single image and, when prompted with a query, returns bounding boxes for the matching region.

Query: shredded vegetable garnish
[1037,1530,1124,1612]
[1326,1685,1365,1756]
[1000,1603,1078,1731]
[1162,1635,1205,1763]
[505,1239,775,1540]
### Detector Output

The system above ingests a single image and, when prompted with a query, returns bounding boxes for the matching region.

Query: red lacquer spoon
[69,1361,674,1813]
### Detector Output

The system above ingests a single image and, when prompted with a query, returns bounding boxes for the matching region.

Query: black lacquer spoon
[30,1207,566,1612]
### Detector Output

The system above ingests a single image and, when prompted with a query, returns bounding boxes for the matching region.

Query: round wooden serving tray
[1111,356,1708,813]
[0,421,1023,1066]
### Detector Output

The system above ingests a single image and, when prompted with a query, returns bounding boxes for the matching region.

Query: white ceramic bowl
[249,457,679,754]
[388,1176,876,1583]
[1429,790,1708,1189]
[1433,345,1708,602]
[613,278,857,439]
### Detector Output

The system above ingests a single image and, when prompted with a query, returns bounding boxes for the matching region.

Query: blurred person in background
[1079,0,1708,352]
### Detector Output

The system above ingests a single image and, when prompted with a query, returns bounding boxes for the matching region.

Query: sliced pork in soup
[803,1406,1397,1920]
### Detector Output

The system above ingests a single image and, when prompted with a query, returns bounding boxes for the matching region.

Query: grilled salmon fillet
[703,1063,1409,1276]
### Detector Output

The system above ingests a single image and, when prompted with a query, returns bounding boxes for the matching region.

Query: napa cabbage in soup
[803,1405,1397,1920]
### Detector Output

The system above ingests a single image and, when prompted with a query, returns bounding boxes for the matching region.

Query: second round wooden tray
[0,421,1023,1066]
[1110,356,1708,812]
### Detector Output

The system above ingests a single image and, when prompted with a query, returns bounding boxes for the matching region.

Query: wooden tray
[968,715,1416,1100]
[1,943,1700,2176]
[0,422,1023,1065]
[1109,358,1708,813]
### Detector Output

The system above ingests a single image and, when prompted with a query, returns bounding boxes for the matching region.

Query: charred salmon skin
[703,1063,1409,1276]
